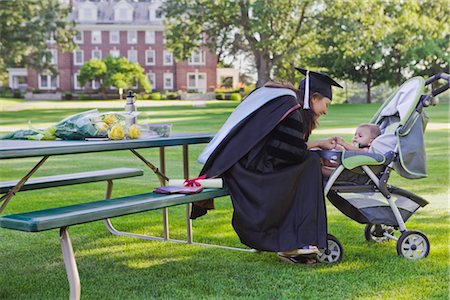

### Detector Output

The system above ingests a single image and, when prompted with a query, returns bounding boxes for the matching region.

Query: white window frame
[110,49,120,58]
[147,73,155,88]
[74,73,82,90]
[128,49,138,63]
[163,50,173,66]
[110,31,120,44]
[79,5,98,22]
[145,49,155,65]
[74,50,84,66]
[38,73,58,90]
[145,31,155,44]
[74,30,83,43]
[188,50,206,65]
[127,31,137,44]
[91,30,102,44]
[163,73,173,90]
[92,49,102,60]
[187,72,207,91]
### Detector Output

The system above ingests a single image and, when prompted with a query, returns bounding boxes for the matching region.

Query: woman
[193,68,342,264]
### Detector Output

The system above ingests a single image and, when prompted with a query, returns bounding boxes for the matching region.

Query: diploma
[168,178,223,188]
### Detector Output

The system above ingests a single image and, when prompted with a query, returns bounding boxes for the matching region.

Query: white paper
[169,178,223,188]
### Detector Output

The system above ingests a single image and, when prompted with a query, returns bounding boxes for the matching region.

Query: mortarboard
[295,67,343,109]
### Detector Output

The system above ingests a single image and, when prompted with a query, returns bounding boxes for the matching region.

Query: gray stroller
[316,73,449,262]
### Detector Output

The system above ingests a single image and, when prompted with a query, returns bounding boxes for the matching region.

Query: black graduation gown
[198,95,328,251]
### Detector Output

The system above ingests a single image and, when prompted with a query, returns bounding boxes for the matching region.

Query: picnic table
[0,132,243,300]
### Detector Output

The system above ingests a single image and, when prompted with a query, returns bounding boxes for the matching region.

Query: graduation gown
[197,94,328,252]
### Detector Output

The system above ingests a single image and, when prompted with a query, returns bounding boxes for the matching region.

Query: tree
[79,56,151,93]
[0,0,76,74]
[381,0,449,86]
[162,0,314,87]
[309,0,391,103]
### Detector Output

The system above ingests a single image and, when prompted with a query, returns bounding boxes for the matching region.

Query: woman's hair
[264,80,322,141]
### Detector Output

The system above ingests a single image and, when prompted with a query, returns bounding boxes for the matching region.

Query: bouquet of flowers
[1,109,142,141]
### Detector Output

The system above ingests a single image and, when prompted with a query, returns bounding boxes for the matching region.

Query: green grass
[0,99,448,299]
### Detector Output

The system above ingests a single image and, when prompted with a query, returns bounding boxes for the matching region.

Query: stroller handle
[425,72,450,97]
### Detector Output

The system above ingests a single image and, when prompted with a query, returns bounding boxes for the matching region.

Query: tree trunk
[255,53,272,87]
[366,67,372,104]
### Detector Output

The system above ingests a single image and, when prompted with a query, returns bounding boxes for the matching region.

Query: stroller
[316,73,449,262]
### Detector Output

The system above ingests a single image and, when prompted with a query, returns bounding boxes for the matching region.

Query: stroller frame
[316,73,449,262]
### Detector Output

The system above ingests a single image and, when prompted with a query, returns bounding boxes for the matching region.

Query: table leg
[160,147,170,241]
[0,156,49,213]
[183,145,193,244]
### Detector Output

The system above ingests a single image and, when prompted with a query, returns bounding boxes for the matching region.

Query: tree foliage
[79,56,151,93]
[163,0,314,87]
[0,0,76,73]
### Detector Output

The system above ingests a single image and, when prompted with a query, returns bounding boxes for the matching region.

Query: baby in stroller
[321,123,381,178]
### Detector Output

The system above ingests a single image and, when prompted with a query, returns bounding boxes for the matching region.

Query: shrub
[63,92,73,100]
[215,93,225,100]
[151,92,161,100]
[230,93,242,101]
[166,92,179,100]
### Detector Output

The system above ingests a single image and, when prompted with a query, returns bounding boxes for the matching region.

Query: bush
[63,92,73,100]
[166,92,179,100]
[12,90,23,98]
[230,93,242,101]
[215,93,225,100]
[151,92,161,100]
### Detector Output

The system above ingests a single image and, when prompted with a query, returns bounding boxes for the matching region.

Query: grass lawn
[0,99,448,299]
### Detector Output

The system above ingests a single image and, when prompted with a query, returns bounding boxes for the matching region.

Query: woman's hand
[308,137,338,150]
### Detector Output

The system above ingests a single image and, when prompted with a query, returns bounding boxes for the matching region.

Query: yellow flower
[108,124,125,140]
[103,114,118,125]
[128,124,141,139]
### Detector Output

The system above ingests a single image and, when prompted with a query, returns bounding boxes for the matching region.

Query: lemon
[108,124,125,140]
[128,124,141,139]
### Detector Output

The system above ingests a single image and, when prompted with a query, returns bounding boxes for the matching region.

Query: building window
[44,49,57,65]
[187,72,207,92]
[74,74,82,90]
[128,49,138,63]
[163,51,173,65]
[110,49,120,58]
[147,73,155,88]
[188,50,205,65]
[127,31,137,44]
[163,73,173,90]
[114,4,133,22]
[92,49,102,60]
[39,74,58,90]
[145,31,155,44]
[155,9,164,19]
[110,31,120,44]
[91,30,102,44]
[74,30,83,43]
[145,50,155,65]
[92,79,100,90]
[74,50,84,65]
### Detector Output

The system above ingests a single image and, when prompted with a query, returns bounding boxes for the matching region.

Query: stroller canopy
[370,77,428,179]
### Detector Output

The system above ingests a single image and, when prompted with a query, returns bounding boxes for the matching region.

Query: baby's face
[352,127,373,147]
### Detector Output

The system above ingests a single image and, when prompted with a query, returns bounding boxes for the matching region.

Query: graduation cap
[295,67,343,109]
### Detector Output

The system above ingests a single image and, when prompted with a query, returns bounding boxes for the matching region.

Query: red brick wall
[27,30,217,93]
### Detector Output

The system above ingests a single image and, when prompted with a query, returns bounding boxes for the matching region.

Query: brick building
[22,0,218,94]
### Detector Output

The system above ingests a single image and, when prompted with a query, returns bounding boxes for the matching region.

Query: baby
[322,124,381,177]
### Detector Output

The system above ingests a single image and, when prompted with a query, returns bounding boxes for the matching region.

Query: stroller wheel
[318,234,343,263]
[396,230,430,260]
[364,224,395,242]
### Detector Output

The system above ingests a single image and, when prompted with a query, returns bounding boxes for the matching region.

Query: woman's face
[311,96,331,118]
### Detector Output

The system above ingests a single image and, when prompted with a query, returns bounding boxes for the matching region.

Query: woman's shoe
[277,253,318,265]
